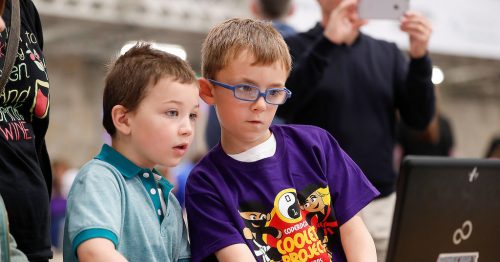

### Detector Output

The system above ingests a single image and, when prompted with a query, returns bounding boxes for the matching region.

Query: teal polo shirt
[63,144,190,262]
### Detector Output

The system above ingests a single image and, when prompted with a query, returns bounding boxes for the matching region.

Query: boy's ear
[111,105,132,136]
[198,78,216,105]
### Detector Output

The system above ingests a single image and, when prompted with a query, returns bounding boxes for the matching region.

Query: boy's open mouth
[174,144,188,150]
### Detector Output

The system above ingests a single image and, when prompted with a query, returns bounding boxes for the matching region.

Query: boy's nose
[251,96,267,112]
[179,121,194,137]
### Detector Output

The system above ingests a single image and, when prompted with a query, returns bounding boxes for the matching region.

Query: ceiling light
[432,66,444,85]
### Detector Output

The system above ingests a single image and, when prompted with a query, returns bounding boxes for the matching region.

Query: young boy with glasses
[185,18,379,262]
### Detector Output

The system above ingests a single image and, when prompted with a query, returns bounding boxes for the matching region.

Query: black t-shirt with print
[0,0,52,260]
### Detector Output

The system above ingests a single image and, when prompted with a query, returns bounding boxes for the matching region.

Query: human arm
[392,11,435,130]
[64,164,123,261]
[76,238,127,262]
[394,46,435,130]
[400,11,432,59]
[215,244,255,262]
[323,0,367,45]
[277,0,366,120]
[340,214,376,262]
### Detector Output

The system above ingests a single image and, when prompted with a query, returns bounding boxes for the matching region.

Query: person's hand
[323,0,367,45]
[400,11,432,58]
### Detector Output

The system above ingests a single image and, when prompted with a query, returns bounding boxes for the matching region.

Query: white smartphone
[358,0,409,20]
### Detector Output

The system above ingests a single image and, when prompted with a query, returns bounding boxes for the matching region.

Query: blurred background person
[250,0,296,37]
[0,0,52,261]
[485,136,500,159]
[395,95,456,168]
[396,113,454,157]
[50,159,78,251]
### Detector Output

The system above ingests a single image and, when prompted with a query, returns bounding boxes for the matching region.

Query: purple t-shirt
[186,125,379,262]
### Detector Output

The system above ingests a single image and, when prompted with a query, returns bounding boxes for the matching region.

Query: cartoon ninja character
[239,201,282,262]
[298,185,339,248]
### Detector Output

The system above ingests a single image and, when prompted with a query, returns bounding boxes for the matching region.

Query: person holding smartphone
[277,0,435,260]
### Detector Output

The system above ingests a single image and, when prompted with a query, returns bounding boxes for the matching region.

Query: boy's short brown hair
[201,18,291,80]
[102,42,197,136]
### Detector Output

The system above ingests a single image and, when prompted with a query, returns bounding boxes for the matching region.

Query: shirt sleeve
[185,170,245,262]
[277,35,341,121]
[321,130,380,225]
[65,164,122,254]
[394,47,436,130]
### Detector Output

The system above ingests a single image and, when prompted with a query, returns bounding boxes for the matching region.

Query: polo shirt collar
[95,144,145,179]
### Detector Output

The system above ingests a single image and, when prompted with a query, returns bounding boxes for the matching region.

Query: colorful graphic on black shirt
[0,27,49,141]
[240,187,339,262]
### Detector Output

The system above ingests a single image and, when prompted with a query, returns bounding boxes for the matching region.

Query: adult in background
[250,0,296,37]
[0,0,52,261]
[277,0,435,260]
[205,0,296,149]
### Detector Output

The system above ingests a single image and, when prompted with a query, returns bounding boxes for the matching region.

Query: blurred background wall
[37,0,500,168]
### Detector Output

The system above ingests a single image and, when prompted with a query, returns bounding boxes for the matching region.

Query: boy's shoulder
[272,124,333,145]
[72,158,124,188]
[79,158,120,176]
[188,146,223,176]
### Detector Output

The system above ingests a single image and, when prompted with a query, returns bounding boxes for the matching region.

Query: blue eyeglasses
[208,79,292,105]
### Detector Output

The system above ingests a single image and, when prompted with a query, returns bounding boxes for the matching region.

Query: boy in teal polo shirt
[63,43,199,262]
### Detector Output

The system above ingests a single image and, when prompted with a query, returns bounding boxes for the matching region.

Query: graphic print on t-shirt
[297,185,339,253]
[0,27,49,142]
[239,186,340,262]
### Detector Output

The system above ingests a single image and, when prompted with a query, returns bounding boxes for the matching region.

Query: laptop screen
[386,156,500,262]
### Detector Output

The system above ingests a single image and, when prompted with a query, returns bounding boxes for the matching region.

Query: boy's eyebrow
[240,77,285,88]
[162,100,200,107]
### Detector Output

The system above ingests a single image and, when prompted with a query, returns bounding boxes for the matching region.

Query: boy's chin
[165,159,182,168]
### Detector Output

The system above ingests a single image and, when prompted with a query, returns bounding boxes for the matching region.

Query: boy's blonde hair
[201,18,292,80]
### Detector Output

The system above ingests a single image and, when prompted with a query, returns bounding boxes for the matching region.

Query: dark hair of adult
[258,0,292,20]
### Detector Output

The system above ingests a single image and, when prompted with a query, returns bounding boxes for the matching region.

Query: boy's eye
[268,90,280,97]
[166,110,179,117]
[249,214,257,220]
[240,85,256,93]
[189,113,198,121]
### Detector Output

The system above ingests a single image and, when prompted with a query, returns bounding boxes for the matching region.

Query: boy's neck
[111,137,154,170]
[220,129,272,155]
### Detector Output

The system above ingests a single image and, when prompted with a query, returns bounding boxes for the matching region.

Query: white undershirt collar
[228,133,277,162]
